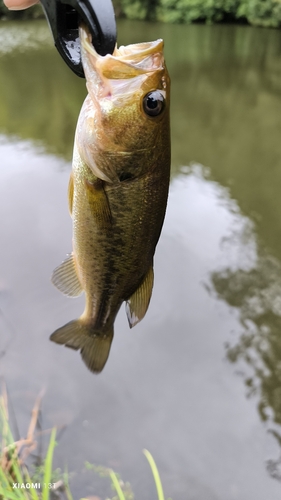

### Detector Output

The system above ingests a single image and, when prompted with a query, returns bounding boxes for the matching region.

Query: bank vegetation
[1,0,281,28]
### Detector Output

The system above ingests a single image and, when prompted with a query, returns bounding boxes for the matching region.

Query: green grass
[0,392,172,500]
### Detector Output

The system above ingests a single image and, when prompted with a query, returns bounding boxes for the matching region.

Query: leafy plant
[0,389,172,500]
[156,0,240,24]
[238,0,281,27]
[117,0,281,27]
[0,398,58,500]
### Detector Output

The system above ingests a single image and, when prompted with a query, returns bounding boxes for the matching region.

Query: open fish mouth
[80,24,164,75]
[79,24,165,98]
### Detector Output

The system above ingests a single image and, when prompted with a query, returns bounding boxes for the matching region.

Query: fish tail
[50,319,114,374]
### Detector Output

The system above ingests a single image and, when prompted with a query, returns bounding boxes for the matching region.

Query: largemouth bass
[50,25,171,373]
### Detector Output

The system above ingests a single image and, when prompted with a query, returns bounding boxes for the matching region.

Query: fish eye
[143,91,165,117]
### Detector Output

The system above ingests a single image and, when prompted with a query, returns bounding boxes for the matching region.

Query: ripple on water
[0,21,52,55]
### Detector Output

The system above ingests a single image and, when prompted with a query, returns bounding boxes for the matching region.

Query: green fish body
[50,26,171,373]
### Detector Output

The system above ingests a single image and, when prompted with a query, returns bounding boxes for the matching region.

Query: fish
[50,24,171,374]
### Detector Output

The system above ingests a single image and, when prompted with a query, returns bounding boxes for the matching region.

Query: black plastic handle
[41,0,116,77]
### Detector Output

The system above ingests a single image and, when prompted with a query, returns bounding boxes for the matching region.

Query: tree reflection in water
[211,227,281,481]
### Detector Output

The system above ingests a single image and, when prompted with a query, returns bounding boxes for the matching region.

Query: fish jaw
[80,24,166,100]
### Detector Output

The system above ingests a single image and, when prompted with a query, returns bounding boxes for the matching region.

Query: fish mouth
[79,24,165,98]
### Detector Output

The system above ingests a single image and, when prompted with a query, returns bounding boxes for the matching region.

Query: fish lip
[79,23,165,81]
[80,23,164,63]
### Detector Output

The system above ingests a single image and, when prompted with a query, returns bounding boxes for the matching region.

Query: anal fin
[51,253,83,297]
[125,264,154,328]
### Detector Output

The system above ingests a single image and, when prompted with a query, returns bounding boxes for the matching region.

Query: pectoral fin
[125,264,154,328]
[85,178,112,229]
[51,253,83,297]
[68,173,74,215]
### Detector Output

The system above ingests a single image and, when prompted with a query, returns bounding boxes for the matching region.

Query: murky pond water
[1,18,281,499]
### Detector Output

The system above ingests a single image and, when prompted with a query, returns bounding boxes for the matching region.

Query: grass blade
[0,397,15,445]
[109,470,126,500]
[42,427,57,500]
[0,464,12,490]
[63,467,74,500]
[143,449,165,500]
[24,466,40,500]
[0,485,23,500]
[0,466,23,500]
[7,453,28,492]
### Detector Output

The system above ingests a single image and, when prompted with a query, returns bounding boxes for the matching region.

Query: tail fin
[50,319,113,374]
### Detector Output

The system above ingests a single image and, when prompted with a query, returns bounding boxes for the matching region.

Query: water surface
[1,19,281,499]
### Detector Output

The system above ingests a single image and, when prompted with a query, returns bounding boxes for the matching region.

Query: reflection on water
[0,21,51,54]
[0,21,85,159]
[211,244,281,482]
[1,140,281,498]
[1,18,281,499]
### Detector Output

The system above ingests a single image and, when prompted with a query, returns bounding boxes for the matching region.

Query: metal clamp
[40,0,116,77]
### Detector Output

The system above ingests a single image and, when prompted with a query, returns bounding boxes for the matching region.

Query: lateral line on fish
[101,148,157,156]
